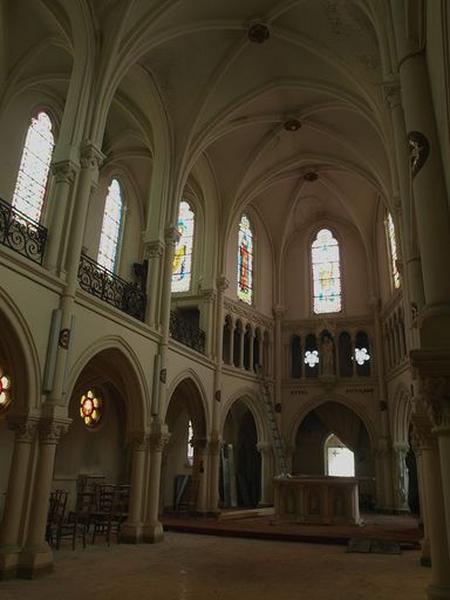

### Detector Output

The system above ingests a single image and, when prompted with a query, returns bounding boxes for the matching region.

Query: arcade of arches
[0,2,450,599]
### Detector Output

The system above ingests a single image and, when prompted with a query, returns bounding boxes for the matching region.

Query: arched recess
[57,340,148,510]
[291,398,376,511]
[0,288,41,520]
[161,376,208,513]
[391,384,412,446]
[219,391,268,509]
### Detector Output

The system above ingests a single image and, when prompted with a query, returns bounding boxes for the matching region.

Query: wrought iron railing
[78,254,147,321]
[0,198,47,264]
[169,310,206,354]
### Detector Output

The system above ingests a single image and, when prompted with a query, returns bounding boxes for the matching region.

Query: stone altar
[274,475,361,525]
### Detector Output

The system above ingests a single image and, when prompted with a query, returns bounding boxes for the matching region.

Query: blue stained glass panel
[172,200,195,292]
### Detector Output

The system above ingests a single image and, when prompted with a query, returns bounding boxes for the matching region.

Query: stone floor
[1,532,430,600]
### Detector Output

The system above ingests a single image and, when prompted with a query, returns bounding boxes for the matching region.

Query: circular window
[80,390,102,428]
[0,369,11,412]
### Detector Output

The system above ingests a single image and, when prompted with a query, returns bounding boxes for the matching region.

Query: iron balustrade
[78,254,147,321]
[169,310,206,354]
[0,198,48,264]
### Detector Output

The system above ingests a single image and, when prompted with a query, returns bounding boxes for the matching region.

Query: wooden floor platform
[161,512,421,549]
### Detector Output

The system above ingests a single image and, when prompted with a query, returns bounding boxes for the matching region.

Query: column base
[18,544,54,579]
[143,521,164,543]
[427,584,450,600]
[0,547,21,580]
[120,522,143,544]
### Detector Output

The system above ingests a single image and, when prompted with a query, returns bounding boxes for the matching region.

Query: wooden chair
[47,489,86,550]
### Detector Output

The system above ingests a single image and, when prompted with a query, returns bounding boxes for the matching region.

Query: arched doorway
[162,377,207,514]
[55,347,146,523]
[220,399,261,508]
[294,401,375,511]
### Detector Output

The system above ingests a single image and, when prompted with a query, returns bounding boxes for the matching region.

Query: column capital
[7,415,39,443]
[144,240,164,259]
[272,305,285,319]
[256,442,272,455]
[80,141,105,170]
[411,349,450,430]
[410,395,435,451]
[200,287,216,304]
[148,425,170,452]
[216,275,229,292]
[38,418,71,444]
[128,430,148,451]
[51,159,79,184]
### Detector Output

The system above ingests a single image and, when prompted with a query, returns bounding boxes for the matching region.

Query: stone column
[273,306,285,406]
[0,417,38,577]
[411,440,431,566]
[200,289,216,359]
[257,442,274,506]
[248,326,254,372]
[144,241,164,329]
[239,324,245,369]
[398,51,450,346]
[143,424,170,543]
[45,160,79,274]
[228,318,235,366]
[192,438,209,514]
[19,419,69,578]
[121,432,147,543]
[207,432,221,514]
[411,397,450,599]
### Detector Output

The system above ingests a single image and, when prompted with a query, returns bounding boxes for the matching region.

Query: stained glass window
[386,212,400,289]
[80,390,102,428]
[98,178,124,273]
[312,228,341,314]
[237,214,254,304]
[12,112,55,222]
[172,200,195,292]
[0,368,11,412]
[187,420,194,466]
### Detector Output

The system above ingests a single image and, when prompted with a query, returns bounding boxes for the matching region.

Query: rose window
[0,369,11,411]
[354,347,370,366]
[80,390,102,428]
[304,350,319,368]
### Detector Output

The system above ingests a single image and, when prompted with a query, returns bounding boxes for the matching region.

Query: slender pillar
[192,438,209,513]
[19,419,69,578]
[392,442,410,512]
[229,319,235,366]
[121,432,147,543]
[273,306,285,406]
[239,324,245,369]
[45,160,79,274]
[257,442,274,506]
[248,327,254,373]
[207,432,221,513]
[143,425,170,543]
[144,241,164,329]
[0,417,37,578]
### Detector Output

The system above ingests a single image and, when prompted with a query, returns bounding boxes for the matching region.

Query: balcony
[0,197,47,265]
[169,309,205,354]
[78,254,147,322]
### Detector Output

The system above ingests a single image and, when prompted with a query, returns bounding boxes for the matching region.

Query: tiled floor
[1,532,430,600]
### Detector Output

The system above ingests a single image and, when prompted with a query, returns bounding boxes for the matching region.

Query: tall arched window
[237,214,254,304]
[386,212,400,289]
[12,111,55,222]
[172,200,195,292]
[97,178,124,273]
[311,228,341,314]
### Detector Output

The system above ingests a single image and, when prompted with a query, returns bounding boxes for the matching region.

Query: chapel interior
[0,1,450,599]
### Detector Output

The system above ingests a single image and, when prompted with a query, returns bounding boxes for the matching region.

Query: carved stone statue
[321,336,335,376]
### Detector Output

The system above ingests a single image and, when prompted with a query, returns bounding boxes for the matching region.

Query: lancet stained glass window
[312,228,341,314]
[172,200,195,292]
[237,214,254,304]
[12,111,55,222]
[187,420,194,466]
[386,212,400,289]
[98,178,124,273]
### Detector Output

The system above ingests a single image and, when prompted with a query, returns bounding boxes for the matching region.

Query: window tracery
[97,178,124,273]
[237,214,254,305]
[80,390,102,428]
[172,200,195,292]
[311,228,341,314]
[12,111,55,222]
